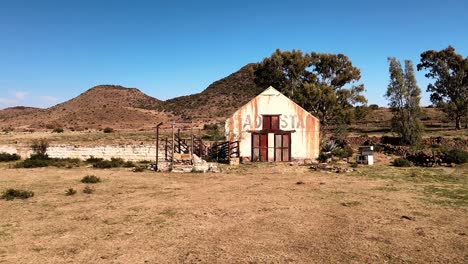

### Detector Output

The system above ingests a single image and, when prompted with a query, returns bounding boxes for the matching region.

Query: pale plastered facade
[225,86,320,161]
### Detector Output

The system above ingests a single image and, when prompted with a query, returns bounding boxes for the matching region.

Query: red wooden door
[252,133,268,162]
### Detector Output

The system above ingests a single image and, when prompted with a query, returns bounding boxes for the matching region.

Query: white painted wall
[0,144,164,162]
[225,86,320,161]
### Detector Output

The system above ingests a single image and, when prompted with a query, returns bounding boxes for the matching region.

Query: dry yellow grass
[0,164,467,263]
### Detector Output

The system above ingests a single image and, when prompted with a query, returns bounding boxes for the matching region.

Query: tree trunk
[455,115,461,130]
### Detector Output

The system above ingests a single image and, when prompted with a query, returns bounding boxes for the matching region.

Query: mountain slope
[162,63,265,121]
[0,85,174,130]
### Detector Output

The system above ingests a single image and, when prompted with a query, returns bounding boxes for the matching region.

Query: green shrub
[83,186,94,194]
[133,166,145,172]
[81,175,100,184]
[369,104,379,110]
[52,128,64,133]
[318,153,332,163]
[373,145,383,152]
[92,157,125,168]
[0,152,21,162]
[86,156,104,163]
[123,161,136,168]
[31,139,49,156]
[321,140,337,153]
[331,146,353,158]
[65,188,77,196]
[103,127,114,133]
[443,149,468,164]
[15,158,50,168]
[393,158,412,167]
[1,189,34,200]
[15,155,80,168]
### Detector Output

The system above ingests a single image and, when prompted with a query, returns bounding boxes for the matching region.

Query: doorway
[274,133,291,162]
[252,133,268,161]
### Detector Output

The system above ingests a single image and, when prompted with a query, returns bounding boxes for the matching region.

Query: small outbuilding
[225,86,320,162]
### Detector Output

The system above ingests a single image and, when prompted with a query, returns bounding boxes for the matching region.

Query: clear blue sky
[1,0,467,109]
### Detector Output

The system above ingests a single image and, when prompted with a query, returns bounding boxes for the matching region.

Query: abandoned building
[225,86,320,162]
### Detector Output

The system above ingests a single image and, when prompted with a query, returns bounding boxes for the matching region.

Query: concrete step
[172,164,193,173]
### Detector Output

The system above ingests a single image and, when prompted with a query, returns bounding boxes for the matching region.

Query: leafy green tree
[417,46,468,129]
[254,49,366,129]
[386,58,424,145]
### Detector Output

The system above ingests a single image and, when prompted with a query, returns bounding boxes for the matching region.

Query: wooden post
[165,137,168,161]
[155,122,163,171]
[228,141,231,163]
[190,122,194,164]
[177,129,181,153]
[171,122,175,168]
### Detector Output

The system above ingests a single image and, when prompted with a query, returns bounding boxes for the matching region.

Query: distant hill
[0,85,174,130]
[161,64,265,122]
[0,106,44,121]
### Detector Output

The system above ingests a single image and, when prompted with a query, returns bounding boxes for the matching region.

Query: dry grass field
[0,163,467,263]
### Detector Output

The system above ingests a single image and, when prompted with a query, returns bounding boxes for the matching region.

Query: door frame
[273,132,292,162]
[251,132,268,162]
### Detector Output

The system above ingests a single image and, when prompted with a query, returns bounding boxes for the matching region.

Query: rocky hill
[0,85,174,130]
[161,64,265,122]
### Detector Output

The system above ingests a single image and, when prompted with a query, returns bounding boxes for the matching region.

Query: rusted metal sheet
[225,86,320,161]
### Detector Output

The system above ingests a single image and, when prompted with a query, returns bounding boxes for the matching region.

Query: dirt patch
[0,165,467,263]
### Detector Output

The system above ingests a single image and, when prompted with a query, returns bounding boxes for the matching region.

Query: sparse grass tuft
[1,189,34,200]
[65,188,77,196]
[81,175,100,184]
[424,185,468,207]
[83,186,94,194]
[375,186,399,192]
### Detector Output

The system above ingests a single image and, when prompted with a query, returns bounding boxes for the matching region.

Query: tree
[254,49,312,98]
[417,46,468,129]
[386,58,424,145]
[254,49,367,129]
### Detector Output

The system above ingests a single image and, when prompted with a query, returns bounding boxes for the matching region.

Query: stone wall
[0,144,166,162]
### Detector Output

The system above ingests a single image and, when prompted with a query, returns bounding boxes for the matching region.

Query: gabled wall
[225,87,320,161]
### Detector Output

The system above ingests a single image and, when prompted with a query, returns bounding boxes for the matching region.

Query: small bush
[86,156,104,163]
[31,139,49,155]
[15,158,50,168]
[321,140,337,153]
[83,186,94,194]
[331,146,353,159]
[373,145,383,152]
[133,166,145,172]
[443,149,468,164]
[103,127,114,133]
[318,153,332,163]
[0,152,21,162]
[52,158,81,168]
[52,128,64,133]
[1,189,34,200]
[81,175,100,184]
[393,158,412,167]
[123,161,136,168]
[369,104,379,110]
[92,157,125,168]
[15,155,80,168]
[65,188,77,196]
